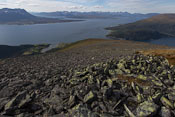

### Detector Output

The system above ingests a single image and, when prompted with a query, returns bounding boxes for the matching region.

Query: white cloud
[27,4,40,7]
[0,3,7,6]
[105,0,174,13]
[67,5,87,10]
[62,0,98,3]
[93,5,103,9]
[0,0,89,12]
[0,0,174,13]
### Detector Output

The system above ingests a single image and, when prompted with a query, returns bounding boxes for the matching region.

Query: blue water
[0,17,138,46]
[0,17,175,47]
[148,38,175,47]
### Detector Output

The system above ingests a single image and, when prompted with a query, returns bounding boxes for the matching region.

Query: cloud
[0,0,89,12]
[0,0,174,13]
[0,3,7,6]
[67,5,86,10]
[27,4,40,7]
[93,5,103,9]
[62,0,99,4]
[105,0,174,13]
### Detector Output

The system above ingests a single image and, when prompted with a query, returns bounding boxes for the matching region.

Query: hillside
[0,8,80,25]
[1,39,175,116]
[107,14,175,41]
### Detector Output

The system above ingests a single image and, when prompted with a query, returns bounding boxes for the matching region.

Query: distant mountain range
[34,11,158,19]
[107,14,175,41]
[0,8,79,25]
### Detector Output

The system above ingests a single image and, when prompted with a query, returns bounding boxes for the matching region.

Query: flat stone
[136,101,158,117]
[84,91,96,104]
[4,91,33,115]
[161,96,174,109]
[160,106,171,117]
[5,91,27,111]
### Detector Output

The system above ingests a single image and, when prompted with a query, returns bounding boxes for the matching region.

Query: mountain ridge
[0,8,81,25]
[34,11,158,19]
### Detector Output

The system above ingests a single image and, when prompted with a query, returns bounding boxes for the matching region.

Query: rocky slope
[0,39,173,116]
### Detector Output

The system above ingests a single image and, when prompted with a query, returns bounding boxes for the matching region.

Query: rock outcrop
[1,54,175,116]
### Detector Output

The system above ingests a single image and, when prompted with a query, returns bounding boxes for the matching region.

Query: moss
[117,63,125,69]
[106,79,113,87]
[88,75,94,84]
[137,75,147,81]
[23,44,49,55]
[137,93,142,103]
[59,39,114,52]
[115,69,123,75]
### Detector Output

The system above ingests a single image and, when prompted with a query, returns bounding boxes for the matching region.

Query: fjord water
[1,17,175,47]
[148,38,175,47]
[0,17,140,46]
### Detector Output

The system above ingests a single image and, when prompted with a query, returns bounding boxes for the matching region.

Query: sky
[0,0,175,13]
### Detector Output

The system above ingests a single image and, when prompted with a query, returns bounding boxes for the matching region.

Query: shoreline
[1,38,174,59]
[0,19,84,25]
[0,44,50,59]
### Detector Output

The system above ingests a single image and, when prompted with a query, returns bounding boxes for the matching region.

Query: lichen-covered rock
[69,104,99,117]
[1,54,175,116]
[161,96,174,109]
[115,69,123,75]
[4,91,34,115]
[136,101,158,117]
[168,91,175,101]
[84,91,96,104]
[68,95,77,108]
[0,98,9,111]
[160,106,171,117]
[106,79,113,88]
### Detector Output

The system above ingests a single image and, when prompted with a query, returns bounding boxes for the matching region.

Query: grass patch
[59,39,113,52]
[47,39,114,53]
[23,44,49,55]
[0,44,49,59]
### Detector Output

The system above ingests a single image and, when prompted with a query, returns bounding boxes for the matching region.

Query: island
[106,14,175,41]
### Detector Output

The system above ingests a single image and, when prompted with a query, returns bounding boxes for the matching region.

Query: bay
[0,17,140,46]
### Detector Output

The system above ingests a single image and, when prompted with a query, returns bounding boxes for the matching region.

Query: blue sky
[0,0,175,13]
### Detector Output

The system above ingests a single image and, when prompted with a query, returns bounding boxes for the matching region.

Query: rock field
[0,39,174,117]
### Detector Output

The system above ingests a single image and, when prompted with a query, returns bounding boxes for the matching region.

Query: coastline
[0,19,84,25]
[0,44,49,59]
